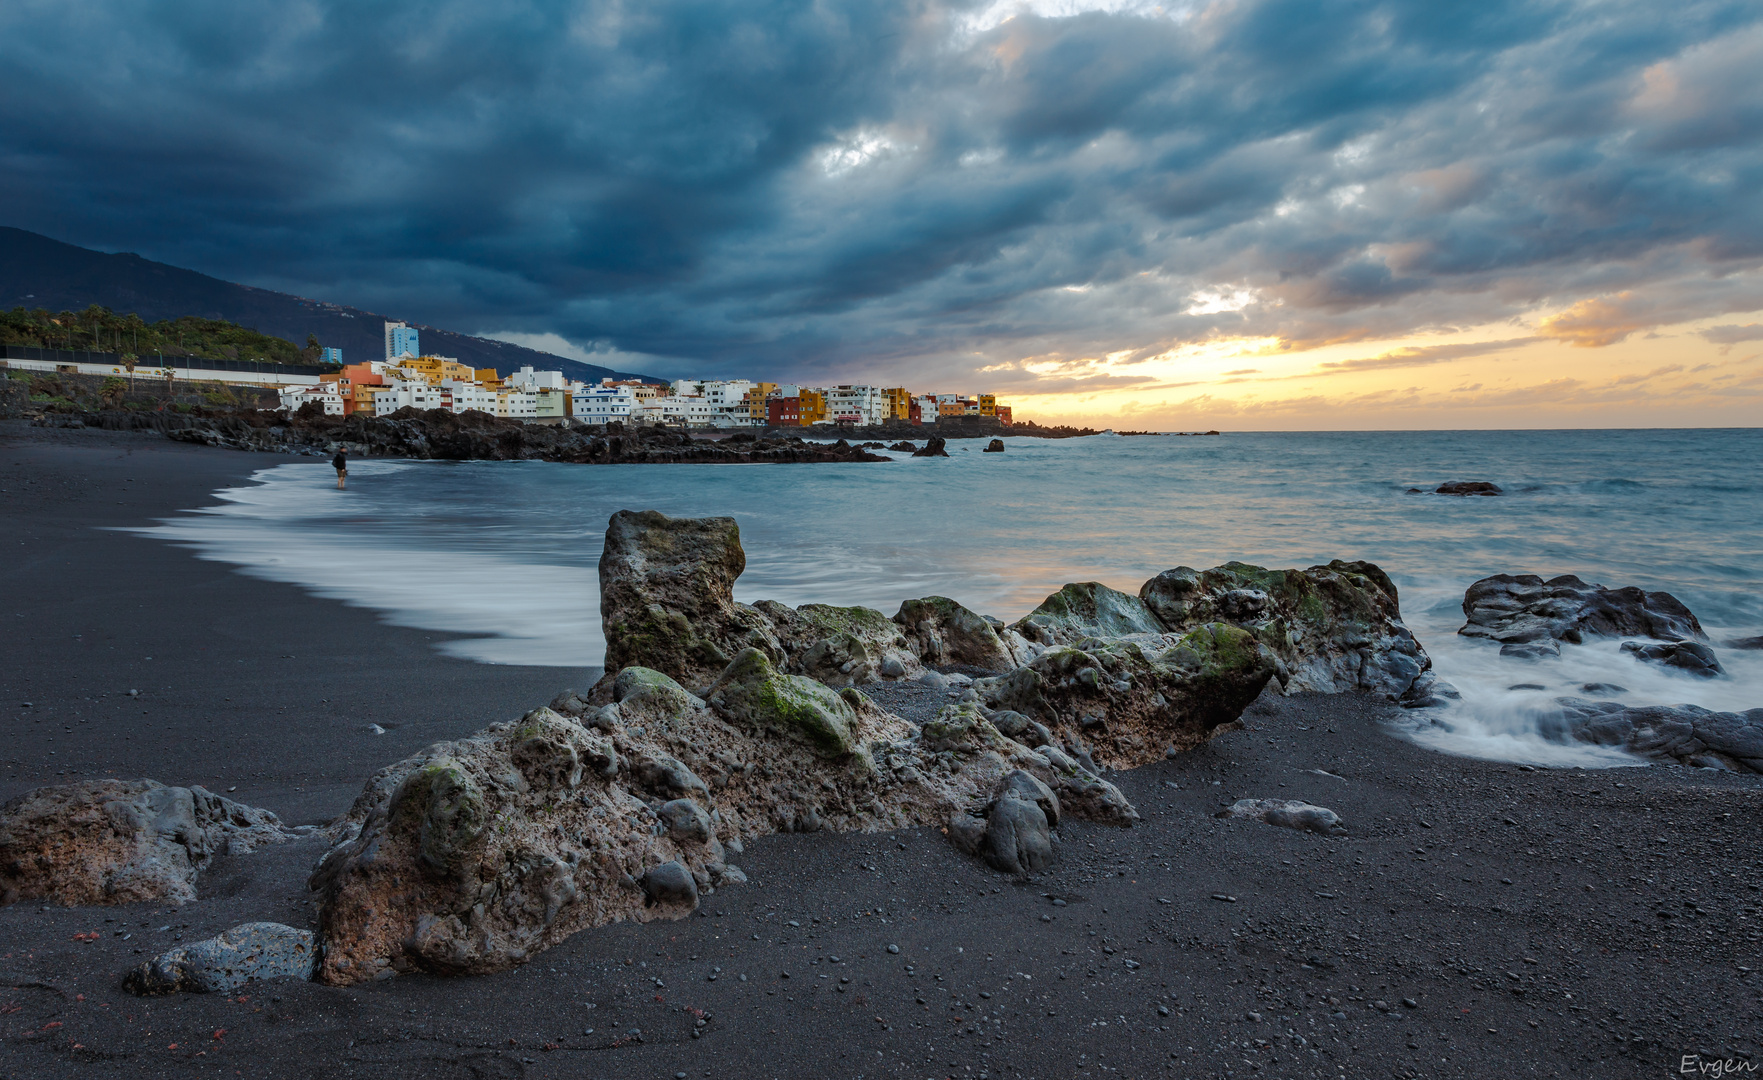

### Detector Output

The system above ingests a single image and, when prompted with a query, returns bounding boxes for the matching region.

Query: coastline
[0,425,1758,1079]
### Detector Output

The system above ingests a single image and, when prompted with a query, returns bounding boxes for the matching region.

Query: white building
[507,365,569,392]
[496,389,538,420]
[571,383,636,423]
[373,382,449,413]
[826,384,887,426]
[277,384,344,415]
[914,395,940,423]
[444,381,499,415]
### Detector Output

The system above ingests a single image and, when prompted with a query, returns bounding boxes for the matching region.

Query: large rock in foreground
[1458,574,1704,647]
[599,510,785,689]
[0,780,301,907]
[1545,699,1763,772]
[1137,560,1434,702]
[124,923,316,995]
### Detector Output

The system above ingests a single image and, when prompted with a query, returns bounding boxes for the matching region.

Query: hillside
[0,226,663,384]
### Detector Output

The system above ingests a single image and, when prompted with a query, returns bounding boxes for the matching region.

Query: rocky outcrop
[1621,640,1724,677]
[754,601,924,686]
[1458,574,1705,647]
[1012,582,1165,646]
[912,437,950,458]
[1545,699,1763,773]
[894,596,1024,672]
[983,439,1005,452]
[1216,799,1344,835]
[888,441,917,452]
[124,923,316,995]
[599,510,785,689]
[1138,560,1435,703]
[0,780,302,907]
[1434,481,1502,496]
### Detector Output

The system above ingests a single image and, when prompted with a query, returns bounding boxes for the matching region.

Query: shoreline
[0,424,1758,1079]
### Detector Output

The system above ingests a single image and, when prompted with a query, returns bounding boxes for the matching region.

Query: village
[277,321,1012,430]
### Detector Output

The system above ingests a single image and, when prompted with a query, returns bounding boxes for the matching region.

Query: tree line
[0,304,336,368]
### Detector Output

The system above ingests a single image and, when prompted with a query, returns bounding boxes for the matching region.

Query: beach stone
[1458,573,1704,647]
[980,795,1054,875]
[911,437,950,457]
[0,779,301,907]
[598,509,785,689]
[1011,582,1165,646]
[1545,699,1763,773]
[895,596,1022,672]
[1621,639,1724,677]
[1434,481,1503,496]
[1217,798,1345,835]
[983,439,1005,452]
[640,861,700,908]
[123,922,317,995]
[1138,560,1433,702]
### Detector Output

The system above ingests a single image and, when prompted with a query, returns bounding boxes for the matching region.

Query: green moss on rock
[705,648,859,757]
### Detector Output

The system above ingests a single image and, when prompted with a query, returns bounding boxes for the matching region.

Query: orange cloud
[1536,295,1653,347]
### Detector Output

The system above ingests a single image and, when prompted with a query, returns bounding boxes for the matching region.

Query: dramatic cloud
[2,0,1760,410]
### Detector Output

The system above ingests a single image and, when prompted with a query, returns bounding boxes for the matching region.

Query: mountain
[0,226,664,384]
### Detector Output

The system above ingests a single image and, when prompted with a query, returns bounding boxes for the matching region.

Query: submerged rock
[0,779,302,907]
[1620,640,1724,678]
[983,439,1006,453]
[888,441,917,452]
[1434,481,1503,496]
[911,437,950,458]
[1546,699,1763,773]
[124,923,316,995]
[1216,798,1345,835]
[1458,573,1704,648]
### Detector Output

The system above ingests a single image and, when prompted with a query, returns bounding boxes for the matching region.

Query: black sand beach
[2,425,1760,1080]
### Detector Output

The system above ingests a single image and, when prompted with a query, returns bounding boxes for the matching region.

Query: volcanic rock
[599,510,785,689]
[1727,636,1763,651]
[1011,582,1165,646]
[888,441,917,452]
[1216,798,1345,835]
[0,779,302,907]
[1138,560,1434,702]
[1434,481,1503,496]
[1458,573,1704,647]
[911,437,950,457]
[1545,699,1763,773]
[754,601,924,686]
[124,922,317,995]
[1620,640,1725,678]
[894,596,1026,672]
[983,439,1006,452]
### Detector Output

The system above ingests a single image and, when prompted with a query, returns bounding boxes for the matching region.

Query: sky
[2,0,1760,429]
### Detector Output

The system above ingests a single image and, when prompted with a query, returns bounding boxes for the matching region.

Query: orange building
[319,363,386,415]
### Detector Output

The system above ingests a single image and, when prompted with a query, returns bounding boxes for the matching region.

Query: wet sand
[1,425,1759,1080]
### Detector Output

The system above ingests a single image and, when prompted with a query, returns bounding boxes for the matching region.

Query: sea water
[131,429,1763,768]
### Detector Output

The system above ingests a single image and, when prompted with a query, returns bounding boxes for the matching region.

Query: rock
[0,779,301,907]
[983,439,1005,453]
[1138,560,1432,701]
[1545,699,1763,773]
[888,441,917,452]
[895,596,1023,672]
[1507,683,1547,691]
[911,437,950,458]
[703,649,861,757]
[755,602,923,686]
[639,861,700,908]
[1620,640,1724,678]
[1500,641,1559,661]
[1458,574,1705,647]
[1579,683,1627,696]
[123,923,317,995]
[1011,582,1165,646]
[971,769,1062,875]
[598,509,785,689]
[973,622,1277,769]
[1434,481,1503,496]
[1726,636,1763,651]
[1216,798,1345,835]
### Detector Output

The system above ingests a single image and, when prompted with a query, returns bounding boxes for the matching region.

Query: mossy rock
[1014,582,1163,643]
[705,648,859,757]
[392,761,487,875]
[612,666,698,717]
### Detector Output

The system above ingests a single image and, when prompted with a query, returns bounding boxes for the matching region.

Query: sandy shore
[1,425,1759,1079]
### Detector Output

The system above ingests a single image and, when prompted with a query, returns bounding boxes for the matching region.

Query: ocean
[131,429,1763,769]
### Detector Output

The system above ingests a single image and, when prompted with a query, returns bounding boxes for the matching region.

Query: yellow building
[978,394,997,417]
[743,382,778,421]
[883,387,912,421]
[390,356,476,385]
[798,388,827,425]
[475,368,503,388]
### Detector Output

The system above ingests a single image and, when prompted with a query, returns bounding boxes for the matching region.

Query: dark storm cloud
[1,0,1760,383]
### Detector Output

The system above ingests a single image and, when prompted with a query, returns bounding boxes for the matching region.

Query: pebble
[1246,1011,1262,1023]
[886,944,900,954]
[1211,894,1237,903]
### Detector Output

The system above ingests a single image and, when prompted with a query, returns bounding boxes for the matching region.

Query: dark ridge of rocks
[1546,698,1763,772]
[1621,639,1725,678]
[1727,635,1763,650]
[1434,481,1503,496]
[887,440,917,451]
[1459,573,1705,647]
[911,436,950,457]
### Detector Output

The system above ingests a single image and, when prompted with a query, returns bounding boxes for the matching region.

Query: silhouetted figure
[333,449,348,490]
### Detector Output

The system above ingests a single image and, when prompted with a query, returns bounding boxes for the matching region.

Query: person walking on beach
[332,448,348,489]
